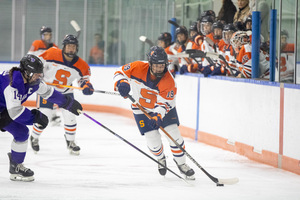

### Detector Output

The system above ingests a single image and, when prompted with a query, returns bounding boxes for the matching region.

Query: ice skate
[30,135,40,153]
[7,153,34,182]
[158,156,167,176]
[65,137,80,155]
[174,159,195,180]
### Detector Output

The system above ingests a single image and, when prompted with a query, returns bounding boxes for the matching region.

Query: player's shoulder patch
[242,54,249,63]
[123,63,131,71]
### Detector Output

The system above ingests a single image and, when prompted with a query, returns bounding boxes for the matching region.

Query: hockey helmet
[222,23,237,44]
[199,15,214,36]
[230,31,249,50]
[212,20,224,39]
[158,32,172,47]
[20,54,44,84]
[40,26,52,43]
[175,26,188,45]
[62,34,79,58]
[147,46,169,78]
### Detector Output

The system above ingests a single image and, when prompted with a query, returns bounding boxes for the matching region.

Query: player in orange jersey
[30,35,94,155]
[28,26,58,56]
[28,26,60,125]
[113,46,195,180]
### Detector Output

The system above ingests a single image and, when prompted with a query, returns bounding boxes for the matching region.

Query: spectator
[88,33,104,64]
[217,0,237,24]
[258,0,270,41]
[233,0,251,23]
[107,30,125,65]
[279,30,295,83]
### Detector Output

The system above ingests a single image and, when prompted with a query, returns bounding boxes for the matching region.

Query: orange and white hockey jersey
[28,40,58,57]
[236,44,269,78]
[113,61,176,118]
[39,47,91,94]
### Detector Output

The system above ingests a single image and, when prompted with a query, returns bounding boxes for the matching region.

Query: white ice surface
[0,111,300,200]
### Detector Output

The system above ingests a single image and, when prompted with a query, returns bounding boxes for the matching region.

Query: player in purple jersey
[0,54,82,182]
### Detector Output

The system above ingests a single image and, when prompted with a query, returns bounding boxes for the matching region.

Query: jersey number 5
[53,69,71,88]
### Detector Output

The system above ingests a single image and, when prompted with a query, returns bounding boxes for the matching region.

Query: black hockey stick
[127,95,239,186]
[168,19,180,28]
[70,20,81,38]
[81,111,189,184]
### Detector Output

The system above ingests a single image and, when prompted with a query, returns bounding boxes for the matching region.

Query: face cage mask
[41,33,52,44]
[63,46,78,58]
[200,22,212,36]
[150,63,168,78]
[23,70,44,86]
[223,31,234,45]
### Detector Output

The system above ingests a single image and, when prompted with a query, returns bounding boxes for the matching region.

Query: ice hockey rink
[0,111,300,200]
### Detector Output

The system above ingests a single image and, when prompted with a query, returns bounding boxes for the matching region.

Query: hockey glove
[31,109,49,130]
[61,96,83,116]
[81,81,94,95]
[117,79,130,98]
[148,113,163,129]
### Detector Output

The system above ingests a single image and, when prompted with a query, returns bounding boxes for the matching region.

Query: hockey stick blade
[139,36,154,46]
[168,19,180,28]
[217,177,239,185]
[70,20,81,38]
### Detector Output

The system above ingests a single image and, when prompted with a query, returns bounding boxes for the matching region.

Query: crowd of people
[155,0,294,82]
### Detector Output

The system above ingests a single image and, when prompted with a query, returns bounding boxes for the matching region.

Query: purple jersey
[0,69,67,125]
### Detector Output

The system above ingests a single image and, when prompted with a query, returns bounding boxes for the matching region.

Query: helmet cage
[230,31,249,50]
[147,46,169,78]
[62,35,79,58]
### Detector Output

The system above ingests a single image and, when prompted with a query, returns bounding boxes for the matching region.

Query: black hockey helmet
[158,32,172,47]
[175,26,188,45]
[147,46,169,78]
[40,26,52,35]
[20,54,44,84]
[189,22,198,32]
[199,10,216,21]
[223,23,237,44]
[40,26,52,43]
[244,15,252,31]
[62,34,79,58]
[199,15,214,35]
[233,21,245,31]
[212,20,224,39]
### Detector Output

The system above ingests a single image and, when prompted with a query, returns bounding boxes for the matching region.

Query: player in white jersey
[113,46,195,180]
[30,35,94,155]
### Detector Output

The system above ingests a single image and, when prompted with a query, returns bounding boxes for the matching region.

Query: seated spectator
[233,0,251,23]
[89,33,104,64]
[217,0,237,24]
[280,30,295,83]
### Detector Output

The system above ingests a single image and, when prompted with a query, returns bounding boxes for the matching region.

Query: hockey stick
[168,19,180,28]
[70,20,81,38]
[80,111,189,184]
[139,36,154,46]
[127,95,239,186]
[46,82,120,96]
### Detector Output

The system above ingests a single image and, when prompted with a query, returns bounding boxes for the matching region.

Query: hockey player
[0,54,82,181]
[30,34,94,155]
[175,26,200,74]
[27,26,58,56]
[113,46,195,180]
[27,26,60,126]
[157,32,179,76]
[230,31,269,78]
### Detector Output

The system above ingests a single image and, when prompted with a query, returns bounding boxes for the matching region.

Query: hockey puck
[216,183,224,187]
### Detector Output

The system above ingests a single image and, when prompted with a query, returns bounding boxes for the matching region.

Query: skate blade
[10,174,34,182]
[69,150,80,155]
[184,175,196,181]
